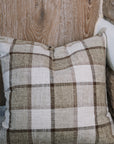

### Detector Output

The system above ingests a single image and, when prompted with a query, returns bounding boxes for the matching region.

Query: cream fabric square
[77,107,95,127]
[32,67,50,84]
[74,65,93,82]
[31,109,51,129]
[66,41,84,55]
[33,45,50,56]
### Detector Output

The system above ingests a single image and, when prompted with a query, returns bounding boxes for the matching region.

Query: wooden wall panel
[0,0,100,47]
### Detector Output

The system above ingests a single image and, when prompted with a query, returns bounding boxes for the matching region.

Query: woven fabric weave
[0,35,114,144]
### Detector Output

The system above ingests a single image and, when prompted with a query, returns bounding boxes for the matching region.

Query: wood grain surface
[0,0,100,47]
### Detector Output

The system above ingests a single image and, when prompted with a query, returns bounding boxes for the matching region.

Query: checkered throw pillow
[107,65,114,120]
[0,34,114,144]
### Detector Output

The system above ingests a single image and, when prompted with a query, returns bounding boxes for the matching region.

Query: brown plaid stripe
[0,35,114,144]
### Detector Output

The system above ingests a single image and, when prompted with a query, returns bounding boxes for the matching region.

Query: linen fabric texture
[107,65,114,120]
[0,34,114,144]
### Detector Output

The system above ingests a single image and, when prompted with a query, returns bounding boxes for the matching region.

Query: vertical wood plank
[0,0,100,47]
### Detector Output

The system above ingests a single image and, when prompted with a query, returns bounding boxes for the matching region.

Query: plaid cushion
[106,65,114,120]
[0,34,114,144]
